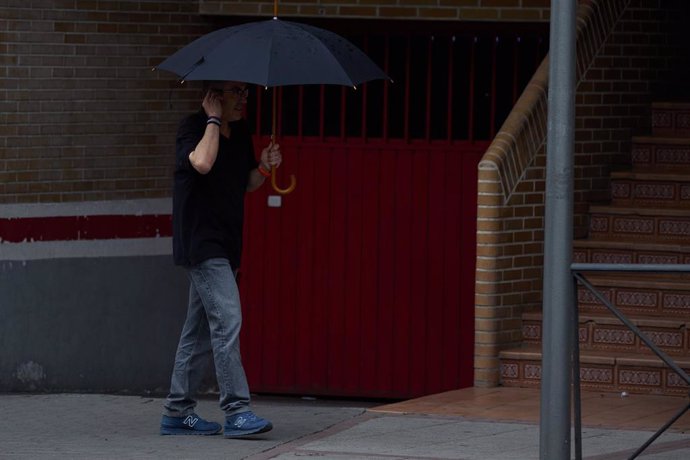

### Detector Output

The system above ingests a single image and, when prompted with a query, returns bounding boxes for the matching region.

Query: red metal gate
[241,139,485,399]
[233,22,547,399]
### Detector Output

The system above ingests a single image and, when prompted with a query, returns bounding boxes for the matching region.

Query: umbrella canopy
[155,17,390,194]
[155,18,389,87]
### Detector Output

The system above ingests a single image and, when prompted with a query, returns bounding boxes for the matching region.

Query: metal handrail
[570,263,690,460]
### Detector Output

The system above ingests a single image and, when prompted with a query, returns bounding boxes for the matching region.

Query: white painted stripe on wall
[0,198,172,218]
[0,237,173,261]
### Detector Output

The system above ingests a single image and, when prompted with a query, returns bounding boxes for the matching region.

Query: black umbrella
[155,16,390,194]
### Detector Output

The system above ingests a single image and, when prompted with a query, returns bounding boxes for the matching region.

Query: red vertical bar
[294,146,317,391]
[327,146,348,393]
[447,36,454,142]
[310,145,332,392]
[425,149,446,392]
[343,146,364,394]
[392,147,413,397]
[340,87,346,141]
[376,147,396,395]
[404,35,411,142]
[277,146,299,391]
[277,86,283,138]
[468,37,476,142]
[490,36,498,139]
[259,160,282,389]
[319,84,325,141]
[383,35,390,142]
[408,147,429,396]
[361,85,368,140]
[298,85,304,140]
[361,36,368,140]
[425,36,433,142]
[359,146,381,394]
[442,147,462,391]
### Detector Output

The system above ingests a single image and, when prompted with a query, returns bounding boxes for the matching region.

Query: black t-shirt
[172,111,258,268]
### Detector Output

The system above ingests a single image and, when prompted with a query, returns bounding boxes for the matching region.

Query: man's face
[210,81,248,121]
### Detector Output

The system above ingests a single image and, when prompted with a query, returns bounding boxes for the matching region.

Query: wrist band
[207,116,221,127]
[258,164,271,177]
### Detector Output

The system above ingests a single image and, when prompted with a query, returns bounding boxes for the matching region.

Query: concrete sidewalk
[1,392,690,459]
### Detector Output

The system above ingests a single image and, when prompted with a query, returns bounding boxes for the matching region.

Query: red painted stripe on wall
[0,215,172,243]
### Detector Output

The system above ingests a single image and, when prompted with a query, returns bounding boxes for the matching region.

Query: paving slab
[0,393,368,459]
[2,392,690,459]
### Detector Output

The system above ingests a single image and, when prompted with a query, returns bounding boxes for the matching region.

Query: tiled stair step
[588,205,690,243]
[573,239,690,265]
[652,102,690,138]
[610,170,690,208]
[522,311,690,355]
[632,136,690,170]
[499,345,690,395]
[572,272,690,317]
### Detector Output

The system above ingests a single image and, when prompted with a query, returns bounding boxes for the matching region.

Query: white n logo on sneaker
[183,415,199,427]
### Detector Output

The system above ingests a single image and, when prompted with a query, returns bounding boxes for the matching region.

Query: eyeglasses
[212,87,249,98]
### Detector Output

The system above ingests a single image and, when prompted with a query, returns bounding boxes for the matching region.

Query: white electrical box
[267,195,282,208]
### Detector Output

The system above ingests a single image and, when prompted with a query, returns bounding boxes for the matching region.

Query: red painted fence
[240,137,486,399]
[233,22,547,399]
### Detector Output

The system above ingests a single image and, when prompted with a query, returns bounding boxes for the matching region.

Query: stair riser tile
[618,367,689,396]
[522,320,688,355]
[632,143,690,169]
[652,109,690,138]
[574,247,690,266]
[589,214,690,243]
[522,321,587,346]
[500,360,690,395]
[611,180,690,208]
[589,325,686,355]
[501,361,617,392]
[577,284,690,318]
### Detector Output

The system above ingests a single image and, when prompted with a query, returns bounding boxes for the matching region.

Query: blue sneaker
[224,411,273,438]
[160,413,222,435]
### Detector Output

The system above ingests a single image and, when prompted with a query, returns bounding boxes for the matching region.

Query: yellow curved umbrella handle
[270,165,296,195]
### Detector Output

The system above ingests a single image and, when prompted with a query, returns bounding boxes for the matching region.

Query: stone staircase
[500,102,690,396]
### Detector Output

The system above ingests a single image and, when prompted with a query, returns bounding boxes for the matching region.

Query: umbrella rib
[180,57,205,82]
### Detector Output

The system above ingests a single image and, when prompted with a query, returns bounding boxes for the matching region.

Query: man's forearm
[189,123,220,174]
[247,168,266,192]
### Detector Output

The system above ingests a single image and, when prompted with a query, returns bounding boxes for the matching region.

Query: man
[160,81,280,438]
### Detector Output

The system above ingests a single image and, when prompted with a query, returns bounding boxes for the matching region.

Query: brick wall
[474,0,690,387]
[0,1,217,203]
[200,0,551,21]
[0,0,552,205]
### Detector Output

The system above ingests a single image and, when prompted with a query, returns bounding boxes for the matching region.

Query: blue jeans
[163,258,250,417]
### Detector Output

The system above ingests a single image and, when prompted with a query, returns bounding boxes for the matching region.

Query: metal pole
[572,278,582,460]
[540,1,576,459]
